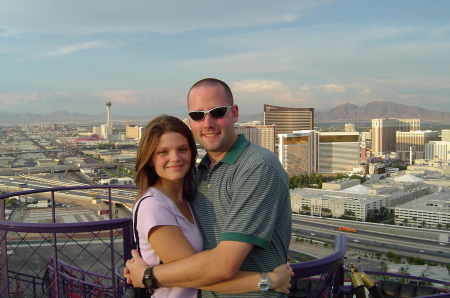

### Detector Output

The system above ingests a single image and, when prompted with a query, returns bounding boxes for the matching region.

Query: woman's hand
[268,263,293,294]
[124,249,148,288]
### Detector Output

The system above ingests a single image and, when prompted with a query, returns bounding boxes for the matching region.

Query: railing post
[108,190,118,298]
[0,197,10,298]
[50,190,60,297]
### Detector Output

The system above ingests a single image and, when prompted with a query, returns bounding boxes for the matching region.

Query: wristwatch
[142,267,159,291]
[258,272,270,291]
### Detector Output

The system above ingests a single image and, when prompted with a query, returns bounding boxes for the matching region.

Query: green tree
[301,205,311,215]
[402,218,409,226]
[386,251,395,261]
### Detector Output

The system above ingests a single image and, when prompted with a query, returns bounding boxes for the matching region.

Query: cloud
[232,80,285,92]
[0,0,330,36]
[95,90,142,105]
[38,40,121,58]
[0,92,46,105]
[398,94,419,99]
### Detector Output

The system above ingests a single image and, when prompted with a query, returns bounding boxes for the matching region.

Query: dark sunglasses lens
[189,112,205,121]
[209,107,229,118]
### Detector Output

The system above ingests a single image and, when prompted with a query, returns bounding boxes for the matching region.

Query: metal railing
[0,184,352,297]
[0,185,136,298]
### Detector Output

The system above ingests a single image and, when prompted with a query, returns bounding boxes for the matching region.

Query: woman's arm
[149,225,292,294]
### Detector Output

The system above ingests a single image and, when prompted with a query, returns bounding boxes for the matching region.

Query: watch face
[258,273,270,291]
[143,268,154,288]
[259,283,270,291]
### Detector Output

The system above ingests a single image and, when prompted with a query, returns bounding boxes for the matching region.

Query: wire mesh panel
[1,219,132,298]
[0,185,135,298]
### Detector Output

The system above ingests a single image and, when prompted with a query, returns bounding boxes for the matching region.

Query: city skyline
[1,0,450,116]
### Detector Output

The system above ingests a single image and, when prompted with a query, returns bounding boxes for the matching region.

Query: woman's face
[150,132,191,183]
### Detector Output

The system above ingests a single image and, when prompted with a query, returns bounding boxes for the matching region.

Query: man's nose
[203,113,215,127]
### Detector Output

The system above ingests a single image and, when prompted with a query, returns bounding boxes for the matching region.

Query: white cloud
[96,90,142,105]
[38,41,121,58]
[0,0,330,36]
[0,92,45,105]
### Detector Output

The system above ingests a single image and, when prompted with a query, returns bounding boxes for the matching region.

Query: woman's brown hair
[134,115,197,202]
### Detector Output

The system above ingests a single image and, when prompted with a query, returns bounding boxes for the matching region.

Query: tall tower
[263,104,314,145]
[106,101,112,128]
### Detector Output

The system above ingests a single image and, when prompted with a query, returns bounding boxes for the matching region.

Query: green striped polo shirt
[193,134,292,298]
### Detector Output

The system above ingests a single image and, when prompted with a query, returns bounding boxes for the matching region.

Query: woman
[132,115,291,297]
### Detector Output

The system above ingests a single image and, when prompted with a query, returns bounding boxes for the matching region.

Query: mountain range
[1,101,450,125]
[314,101,450,123]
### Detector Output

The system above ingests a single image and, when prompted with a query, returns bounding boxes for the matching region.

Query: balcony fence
[2,184,447,297]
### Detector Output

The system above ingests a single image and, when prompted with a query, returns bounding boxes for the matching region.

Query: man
[125,78,292,297]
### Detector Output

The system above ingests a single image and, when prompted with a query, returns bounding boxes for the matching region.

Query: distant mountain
[315,101,450,124]
[0,111,154,124]
[2,101,450,125]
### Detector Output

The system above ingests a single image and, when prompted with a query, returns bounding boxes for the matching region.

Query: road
[292,215,450,264]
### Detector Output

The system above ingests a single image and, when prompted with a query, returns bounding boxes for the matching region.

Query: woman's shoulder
[137,187,168,206]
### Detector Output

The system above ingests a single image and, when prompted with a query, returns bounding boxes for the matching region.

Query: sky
[1,0,450,117]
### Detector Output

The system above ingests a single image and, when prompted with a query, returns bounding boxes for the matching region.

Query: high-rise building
[396,130,439,161]
[263,104,314,144]
[442,130,450,142]
[345,123,355,132]
[278,130,318,176]
[126,124,140,139]
[235,124,276,152]
[371,118,420,156]
[318,131,360,173]
[100,125,112,140]
[278,130,360,176]
[425,141,450,161]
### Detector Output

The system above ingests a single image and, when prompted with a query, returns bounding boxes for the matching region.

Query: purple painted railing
[17,184,450,297]
[0,185,136,298]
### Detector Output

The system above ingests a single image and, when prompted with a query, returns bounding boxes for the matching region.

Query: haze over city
[1,0,450,117]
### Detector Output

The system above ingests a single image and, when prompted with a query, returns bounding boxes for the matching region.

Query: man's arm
[125,240,253,288]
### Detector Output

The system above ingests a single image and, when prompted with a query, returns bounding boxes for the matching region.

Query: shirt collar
[199,134,250,167]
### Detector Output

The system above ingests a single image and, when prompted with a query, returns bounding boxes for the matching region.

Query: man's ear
[232,105,239,123]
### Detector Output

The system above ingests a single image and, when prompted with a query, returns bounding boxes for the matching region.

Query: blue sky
[1,0,449,117]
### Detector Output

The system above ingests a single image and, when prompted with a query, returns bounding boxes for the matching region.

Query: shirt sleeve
[135,195,179,244]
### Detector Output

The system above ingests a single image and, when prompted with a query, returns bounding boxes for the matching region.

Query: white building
[278,130,360,176]
[394,188,450,230]
[425,141,450,161]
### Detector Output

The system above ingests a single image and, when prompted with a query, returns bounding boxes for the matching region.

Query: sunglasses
[188,106,234,121]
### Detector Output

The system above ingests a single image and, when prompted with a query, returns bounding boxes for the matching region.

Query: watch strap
[258,272,270,291]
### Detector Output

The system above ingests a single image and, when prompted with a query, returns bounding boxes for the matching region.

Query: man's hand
[268,264,293,294]
[123,249,148,288]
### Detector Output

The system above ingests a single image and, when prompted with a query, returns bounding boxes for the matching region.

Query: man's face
[188,85,238,160]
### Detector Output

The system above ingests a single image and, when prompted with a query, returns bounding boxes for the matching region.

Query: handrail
[0,218,131,233]
[291,234,347,279]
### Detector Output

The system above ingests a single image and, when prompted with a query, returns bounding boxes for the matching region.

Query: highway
[292,214,450,263]
[2,175,450,264]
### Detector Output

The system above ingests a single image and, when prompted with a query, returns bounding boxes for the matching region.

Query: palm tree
[436,223,442,230]
[402,218,409,227]
[411,217,418,227]
[420,220,427,228]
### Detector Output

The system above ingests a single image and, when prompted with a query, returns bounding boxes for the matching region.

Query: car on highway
[419,250,425,253]
[353,239,360,243]
[439,243,447,246]
[310,233,315,236]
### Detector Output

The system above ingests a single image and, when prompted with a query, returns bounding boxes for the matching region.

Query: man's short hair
[187,78,234,106]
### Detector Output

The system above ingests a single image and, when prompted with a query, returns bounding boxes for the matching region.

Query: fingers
[131,249,140,258]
